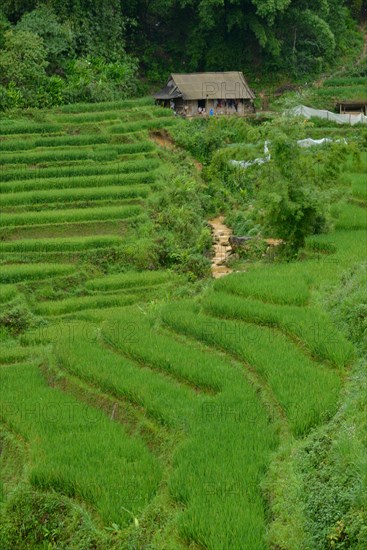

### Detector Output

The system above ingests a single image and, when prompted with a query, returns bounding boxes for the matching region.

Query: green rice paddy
[0,97,366,549]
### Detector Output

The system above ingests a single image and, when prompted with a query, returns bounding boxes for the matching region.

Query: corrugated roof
[154,72,255,101]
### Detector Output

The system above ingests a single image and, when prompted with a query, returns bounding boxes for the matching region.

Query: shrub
[179,253,211,281]
[0,301,35,334]
[149,173,211,276]
[0,30,48,88]
[63,56,138,104]
[326,262,367,355]
[0,488,109,550]
[16,5,73,70]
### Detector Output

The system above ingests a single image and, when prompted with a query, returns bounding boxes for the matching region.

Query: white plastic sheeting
[297,137,347,147]
[229,141,271,169]
[229,137,348,170]
[287,105,367,125]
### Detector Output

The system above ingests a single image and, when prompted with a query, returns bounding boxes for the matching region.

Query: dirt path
[208,216,233,278]
[149,129,203,171]
[149,130,176,150]
[150,131,231,277]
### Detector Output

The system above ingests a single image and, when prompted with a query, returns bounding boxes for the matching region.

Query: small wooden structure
[336,100,367,115]
[154,72,255,116]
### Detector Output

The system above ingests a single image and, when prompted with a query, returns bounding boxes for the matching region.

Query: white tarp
[229,137,348,170]
[229,141,271,169]
[287,105,367,126]
[297,137,347,147]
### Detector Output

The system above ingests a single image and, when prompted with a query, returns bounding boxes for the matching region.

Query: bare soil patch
[208,216,233,279]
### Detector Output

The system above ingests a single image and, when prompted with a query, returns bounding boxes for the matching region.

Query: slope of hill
[0,100,366,549]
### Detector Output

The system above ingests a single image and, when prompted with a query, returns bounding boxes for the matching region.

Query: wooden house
[154,72,255,116]
[336,100,367,116]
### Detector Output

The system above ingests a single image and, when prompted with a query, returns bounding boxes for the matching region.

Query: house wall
[177,99,255,116]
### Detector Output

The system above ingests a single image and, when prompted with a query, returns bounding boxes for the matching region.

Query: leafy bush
[149,173,211,277]
[0,300,35,334]
[63,56,138,104]
[177,253,211,281]
[82,239,158,272]
[327,262,367,355]
[0,30,47,87]
[0,2,139,110]
[0,488,109,549]
[225,210,260,237]
[16,5,73,70]
[256,137,346,255]
[172,118,254,163]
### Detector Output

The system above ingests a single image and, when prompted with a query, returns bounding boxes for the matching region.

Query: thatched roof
[154,72,255,101]
[153,84,183,101]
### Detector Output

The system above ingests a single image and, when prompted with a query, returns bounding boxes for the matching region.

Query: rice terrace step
[0,61,366,549]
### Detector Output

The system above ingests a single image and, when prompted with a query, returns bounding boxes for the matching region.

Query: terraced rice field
[307,75,367,111]
[0,100,366,548]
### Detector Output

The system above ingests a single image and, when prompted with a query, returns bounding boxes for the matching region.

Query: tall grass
[1,184,150,207]
[0,284,17,302]
[102,310,226,392]
[0,158,160,183]
[0,205,142,228]
[0,142,155,165]
[0,344,41,364]
[162,301,342,436]
[86,271,173,292]
[0,171,156,193]
[214,267,310,305]
[305,229,367,286]
[203,291,354,368]
[352,182,367,202]
[0,123,63,135]
[0,362,161,525]
[0,134,112,152]
[0,235,124,254]
[109,118,177,134]
[33,292,145,315]
[0,263,74,284]
[343,173,367,201]
[53,107,169,124]
[53,321,200,427]
[102,309,278,549]
[331,202,367,230]
[57,97,153,113]
[323,76,367,87]
[315,85,367,98]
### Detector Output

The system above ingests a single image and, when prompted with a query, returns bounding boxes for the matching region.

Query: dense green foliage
[0,3,137,109]
[292,263,367,549]
[171,116,361,255]
[327,262,367,355]
[0,1,364,109]
[122,0,362,79]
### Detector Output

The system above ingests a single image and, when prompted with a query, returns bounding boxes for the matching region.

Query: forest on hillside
[0,0,366,109]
